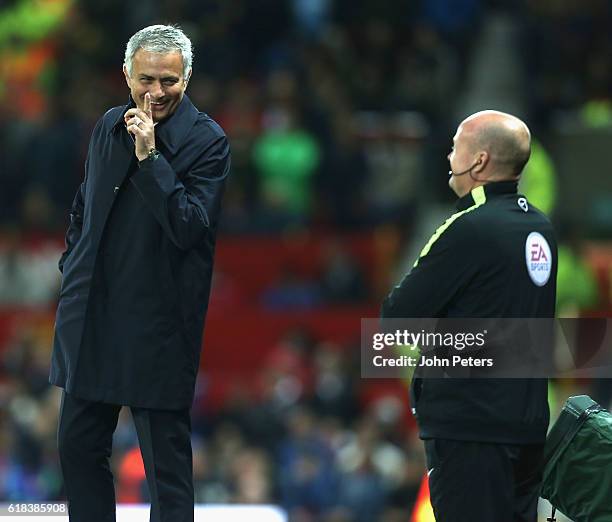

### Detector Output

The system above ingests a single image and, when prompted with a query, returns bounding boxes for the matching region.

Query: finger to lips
[144,92,152,118]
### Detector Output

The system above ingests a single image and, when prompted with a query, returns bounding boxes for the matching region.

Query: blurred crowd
[1,318,429,522]
[522,0,612,128]
[2,313,612,519]
[1,0,611,519]
[1,0,610,234]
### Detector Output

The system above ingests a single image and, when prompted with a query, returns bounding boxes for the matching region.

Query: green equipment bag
[541,395,612,522]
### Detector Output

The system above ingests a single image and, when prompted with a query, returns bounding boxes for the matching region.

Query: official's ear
[184,68,192,87]
[473,152,489,173]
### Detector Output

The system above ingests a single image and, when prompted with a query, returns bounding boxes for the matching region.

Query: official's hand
[124,92,156,161]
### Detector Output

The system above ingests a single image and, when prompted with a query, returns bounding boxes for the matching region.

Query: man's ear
[473,151,489,173]
[185,68,192,86]
[123,64,131,87]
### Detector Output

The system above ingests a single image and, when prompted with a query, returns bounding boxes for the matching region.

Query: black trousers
[57,391,193,522]
[424,439,544,522]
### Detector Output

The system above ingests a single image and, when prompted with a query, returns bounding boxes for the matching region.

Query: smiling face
[123,49,191,122]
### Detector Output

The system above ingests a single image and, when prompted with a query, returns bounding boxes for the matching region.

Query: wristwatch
[139,148,160,166]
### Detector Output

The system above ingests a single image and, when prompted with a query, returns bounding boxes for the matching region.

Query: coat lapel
[89,95,199,242]
[87,108,138,240]
[153,95,199,155]
[109,94,199,157]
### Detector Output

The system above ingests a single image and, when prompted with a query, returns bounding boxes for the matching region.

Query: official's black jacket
[382,181,557,444]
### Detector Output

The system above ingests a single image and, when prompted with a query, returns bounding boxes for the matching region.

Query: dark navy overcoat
[49,95,230,409]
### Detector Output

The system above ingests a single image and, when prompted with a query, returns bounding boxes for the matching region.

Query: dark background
[0,0,610,520]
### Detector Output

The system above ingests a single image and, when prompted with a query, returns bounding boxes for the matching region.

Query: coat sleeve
[58,118,106,273]
[58,162,87,273]
[130,129,230,251]
[381,217,480,318]
[57,157,89,274]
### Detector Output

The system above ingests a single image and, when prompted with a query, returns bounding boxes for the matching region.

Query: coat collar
[456,180,519,211]
[110,94,199,155]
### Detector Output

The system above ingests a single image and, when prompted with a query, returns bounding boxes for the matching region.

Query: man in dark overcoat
[49,24,230,522]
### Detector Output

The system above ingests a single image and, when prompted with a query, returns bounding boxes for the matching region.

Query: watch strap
[139,148,160,166]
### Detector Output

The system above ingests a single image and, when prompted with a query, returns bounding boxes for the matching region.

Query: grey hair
[124,25,193,78]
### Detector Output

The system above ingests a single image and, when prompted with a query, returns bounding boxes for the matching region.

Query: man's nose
[149,82,163,99]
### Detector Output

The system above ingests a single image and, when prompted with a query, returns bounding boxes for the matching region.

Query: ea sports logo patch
[525,232,552,286]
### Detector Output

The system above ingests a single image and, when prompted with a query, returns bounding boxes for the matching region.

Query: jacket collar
[456,180,519,211]
[110,94,199,155]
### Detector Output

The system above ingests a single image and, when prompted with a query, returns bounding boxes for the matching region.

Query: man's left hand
[125,92,156,161]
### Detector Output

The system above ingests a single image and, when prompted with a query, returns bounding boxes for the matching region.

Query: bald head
[461,110,531,179]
